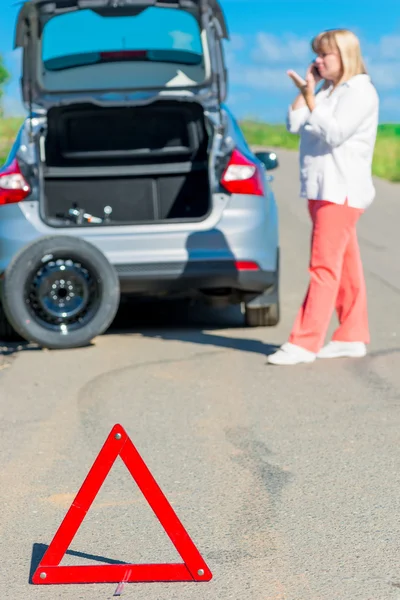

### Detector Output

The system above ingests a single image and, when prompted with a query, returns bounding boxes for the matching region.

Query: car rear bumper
[116,259,277,298]
[0,194,279,304]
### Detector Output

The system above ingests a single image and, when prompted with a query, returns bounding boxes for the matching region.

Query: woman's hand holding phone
[287,63,322,112]
[287,62,322,93]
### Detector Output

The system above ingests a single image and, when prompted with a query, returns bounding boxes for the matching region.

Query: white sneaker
[317,341,367,359]
[267,342,316,365]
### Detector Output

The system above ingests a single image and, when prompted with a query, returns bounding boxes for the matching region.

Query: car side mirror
[255,151,279,171]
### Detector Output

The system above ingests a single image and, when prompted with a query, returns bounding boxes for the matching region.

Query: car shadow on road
[29,543,129,583]
[0,341,41,354]
[0,341,42,365]
[108,300,280,357]
[139,328,279,356]
[0,304,280,358]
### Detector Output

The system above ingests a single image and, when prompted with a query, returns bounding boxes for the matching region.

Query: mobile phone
[311,62,320,76]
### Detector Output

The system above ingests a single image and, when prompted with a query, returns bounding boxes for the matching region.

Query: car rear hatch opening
[41,100,212,226]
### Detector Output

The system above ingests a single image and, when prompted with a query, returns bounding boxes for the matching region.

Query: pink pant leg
[289,200,365,353]
[333,223,370,343]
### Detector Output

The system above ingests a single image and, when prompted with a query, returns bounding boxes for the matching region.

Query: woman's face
[314,46,343,82]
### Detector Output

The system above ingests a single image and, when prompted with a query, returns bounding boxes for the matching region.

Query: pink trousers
[288,200,370,354]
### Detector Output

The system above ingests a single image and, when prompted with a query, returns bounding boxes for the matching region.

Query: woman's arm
[285,65,321,132]
[291,92,307,111]
[304,84,379,147]
[286,101,310,134]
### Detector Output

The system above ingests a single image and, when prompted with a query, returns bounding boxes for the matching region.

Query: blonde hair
[312,29,367,84]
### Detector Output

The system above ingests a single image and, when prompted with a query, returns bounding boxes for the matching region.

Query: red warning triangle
[32,424,212,585]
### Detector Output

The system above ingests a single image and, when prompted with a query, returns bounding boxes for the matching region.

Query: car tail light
[0,159,31,205]
[221,149,265,196]
[235,261,260,271]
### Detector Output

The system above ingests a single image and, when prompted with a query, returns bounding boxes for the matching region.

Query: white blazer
[286,74,379,209]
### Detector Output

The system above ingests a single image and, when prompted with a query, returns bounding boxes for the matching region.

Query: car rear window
[42,7,203,66]
[39,7,206,92]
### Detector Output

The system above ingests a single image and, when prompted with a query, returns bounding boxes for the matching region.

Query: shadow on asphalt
[108,300,280,357]
[0,341,42,357]
[0,301,280,358]
[29,543,128,584]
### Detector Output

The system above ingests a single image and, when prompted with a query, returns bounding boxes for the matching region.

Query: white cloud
[367,62,400,90]
[252,32,311,65]
[378,35,400,59]
[362,35,400,93]
[364,35,400,61]
[224,44,237,70]
[381,95,400,111]
[226,32,296,94]
[230,34,245,52]
[226,90,252,105]
[230,65,293,92]
[225,30,400,103]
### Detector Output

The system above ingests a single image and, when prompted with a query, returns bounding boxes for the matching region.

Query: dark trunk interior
[42,101,211,226]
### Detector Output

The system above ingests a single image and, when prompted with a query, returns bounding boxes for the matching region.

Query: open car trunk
[41,101,212,226]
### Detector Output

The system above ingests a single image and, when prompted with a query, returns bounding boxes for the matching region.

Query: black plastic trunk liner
[43,172,210,223]
[45,102,208,167]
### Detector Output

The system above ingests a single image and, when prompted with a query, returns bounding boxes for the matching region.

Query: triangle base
[32,563,211,584]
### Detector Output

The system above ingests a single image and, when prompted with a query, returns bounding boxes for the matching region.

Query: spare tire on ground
[1,236,120,350]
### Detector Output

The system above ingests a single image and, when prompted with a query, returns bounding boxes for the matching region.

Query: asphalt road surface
[1,149,400,600]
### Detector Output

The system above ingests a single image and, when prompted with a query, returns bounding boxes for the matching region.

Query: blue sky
[1,0,399,122]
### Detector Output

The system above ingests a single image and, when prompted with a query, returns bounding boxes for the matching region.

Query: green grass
[0,116,399,182]
[0,117,24,164]
[370,124,400,182]
[240,120,400,183]
[240,122,300,151]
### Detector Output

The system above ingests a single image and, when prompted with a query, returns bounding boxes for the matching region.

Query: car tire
[245,302,280,327]
[2,236,120,349]
[244,249,280,327]
[0,303,21,342]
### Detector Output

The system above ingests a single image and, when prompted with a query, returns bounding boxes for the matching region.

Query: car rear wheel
[244,302,280,327]
[244,250,280,327]
[2,236,120,349]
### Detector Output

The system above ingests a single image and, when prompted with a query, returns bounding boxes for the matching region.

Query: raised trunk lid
[15,0,229,111]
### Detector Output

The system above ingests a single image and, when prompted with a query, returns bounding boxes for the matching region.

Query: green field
[1,117,399,182]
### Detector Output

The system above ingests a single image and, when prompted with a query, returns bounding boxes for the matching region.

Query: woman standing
[268,29,379,366]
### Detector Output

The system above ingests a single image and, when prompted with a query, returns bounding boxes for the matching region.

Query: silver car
[0,0,280,349]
